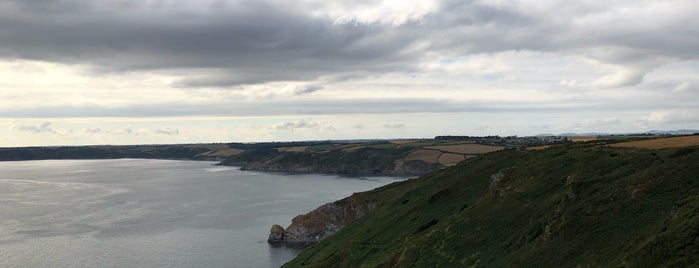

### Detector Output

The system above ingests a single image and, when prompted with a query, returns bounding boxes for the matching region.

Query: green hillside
[284,141,698,267]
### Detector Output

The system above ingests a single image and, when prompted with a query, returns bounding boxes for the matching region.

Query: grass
[403,149,442,163]
[283,141,699,267]
[423,144,504,154]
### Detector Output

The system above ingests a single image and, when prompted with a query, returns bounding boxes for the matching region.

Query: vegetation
[221,140,509,176]
[0,144,228,161]
[284,139,699,267]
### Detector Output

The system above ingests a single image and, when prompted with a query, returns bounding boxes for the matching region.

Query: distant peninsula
[3,132,696,177]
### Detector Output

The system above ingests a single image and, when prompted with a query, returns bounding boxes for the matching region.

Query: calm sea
[0,159,401,267]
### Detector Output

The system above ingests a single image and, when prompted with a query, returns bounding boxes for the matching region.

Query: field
[198,148,245,157]
[423,144,503,154]
[438,153,465,166]
[277,146,309,153]
[403,149,442,163]
[526,145,552,150]
[610,135,699,149]
[569,136,597,142]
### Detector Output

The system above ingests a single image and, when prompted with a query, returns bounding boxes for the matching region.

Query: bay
[0,159,401,267]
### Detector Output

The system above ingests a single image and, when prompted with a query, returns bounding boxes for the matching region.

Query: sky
[1,0,698,146]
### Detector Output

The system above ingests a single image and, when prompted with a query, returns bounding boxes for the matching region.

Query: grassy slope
[284,142,699,267]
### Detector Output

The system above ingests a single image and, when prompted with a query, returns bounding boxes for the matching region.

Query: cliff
[282,139,699,267]
[267,179,412,245]
[267,198,378,245]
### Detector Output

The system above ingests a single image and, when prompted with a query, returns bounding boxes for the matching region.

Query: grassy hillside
[221,139,520,176]
[284,140,698,267]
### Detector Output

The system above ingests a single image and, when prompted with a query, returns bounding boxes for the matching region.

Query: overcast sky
[1,0,698,146]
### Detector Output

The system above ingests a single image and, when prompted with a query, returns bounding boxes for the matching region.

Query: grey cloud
[84,128,102,134]
[383,123,405,129]
[107,128,135,135]
[673,82,697,93]
[2,0,695,89]
[274,119,335,131]
[155,128,180,135]
[11,122,57,134]
[0,0,419,86]
[292,85,323,95]
[3,93,699,119]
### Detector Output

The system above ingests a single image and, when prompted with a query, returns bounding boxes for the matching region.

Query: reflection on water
[0,159,400,267]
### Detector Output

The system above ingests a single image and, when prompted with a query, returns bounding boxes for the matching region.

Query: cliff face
[243,159,442,176]
[268,193,379,245]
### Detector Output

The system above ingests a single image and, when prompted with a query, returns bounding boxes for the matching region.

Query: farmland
[610,135,699,149]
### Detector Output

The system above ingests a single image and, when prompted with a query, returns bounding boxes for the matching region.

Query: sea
[0,159,402,267]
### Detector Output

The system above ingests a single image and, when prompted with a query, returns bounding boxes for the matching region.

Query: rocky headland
[266,178,415,246]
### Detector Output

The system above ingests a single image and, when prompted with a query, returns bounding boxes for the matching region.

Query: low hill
[220,138,559,176]
[282,138,698,267]
[0,144,230,161]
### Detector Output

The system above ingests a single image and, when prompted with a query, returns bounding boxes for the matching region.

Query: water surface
[0,159,401,267]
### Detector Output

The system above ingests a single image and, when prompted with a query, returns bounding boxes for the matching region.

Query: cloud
[84,128,102,134]
[101,127,147,136]
[1,0,695,89]
[292,85,323,95]
[154,128,180,135]
[273,119,335,132]
[575,117,622,129]
[383,123,405,129]
[635,110,699,130]
[11,122,58,134]
[593,67,646,88]
[673,82,695,93]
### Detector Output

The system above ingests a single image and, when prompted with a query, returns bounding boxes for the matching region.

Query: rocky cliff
[267,194,379,245]
[244,158,440,176]
[265,179,416,246]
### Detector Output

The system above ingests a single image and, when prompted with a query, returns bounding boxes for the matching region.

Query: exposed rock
[268,193,379,246]
[267,224,286,244]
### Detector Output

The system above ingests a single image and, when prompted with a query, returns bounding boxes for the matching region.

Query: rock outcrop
[268,194,379,246]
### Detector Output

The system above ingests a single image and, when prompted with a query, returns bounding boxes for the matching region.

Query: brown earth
[438,153,465,166]
[569,136,597,142]
[390,140,419,145]
[276,146,310,153]
[610,135,699,149]
[526,145,552,151]
[424,144,503,154]
[198,148,244,157]
[340,145,366,152]
[404,149,442,163]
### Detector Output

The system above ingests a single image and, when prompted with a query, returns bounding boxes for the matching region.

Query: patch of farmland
[569,136,597,142]
[340,145,366,152]
[199,148,245,157]
[424,144,503,154]
[390,140,419,145]
[277,146,309,153]
[404,149,442,163]
[438,153,465,166]
[526,145,552,151]
[610,135,699,149]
